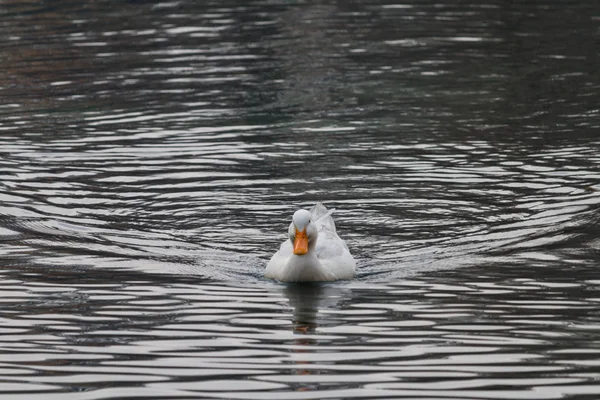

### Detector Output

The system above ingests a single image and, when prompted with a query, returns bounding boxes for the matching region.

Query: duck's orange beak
[293,228,308,255]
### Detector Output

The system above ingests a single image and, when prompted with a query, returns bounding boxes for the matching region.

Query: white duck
[265,203,356,282]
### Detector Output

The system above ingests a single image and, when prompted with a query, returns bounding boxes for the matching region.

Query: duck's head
[288,209,318,256]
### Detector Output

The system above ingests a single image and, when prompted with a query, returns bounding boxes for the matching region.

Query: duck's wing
[311,203,352,258]
[316,229,350,259]
[315,225,356,279]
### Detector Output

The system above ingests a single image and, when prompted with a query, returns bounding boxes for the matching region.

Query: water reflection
[1,262,600,398]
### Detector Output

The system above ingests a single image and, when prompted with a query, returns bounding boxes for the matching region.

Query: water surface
[1,0,600,398]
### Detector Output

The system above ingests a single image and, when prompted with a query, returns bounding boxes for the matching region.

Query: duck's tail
[310,202,337,232]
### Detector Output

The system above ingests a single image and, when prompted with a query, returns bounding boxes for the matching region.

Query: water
[1,0,600,398]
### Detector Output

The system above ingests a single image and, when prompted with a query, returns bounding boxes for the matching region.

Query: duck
[265,203,356,282]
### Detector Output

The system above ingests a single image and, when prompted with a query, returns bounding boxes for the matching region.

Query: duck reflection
[285,283,348,329]
[282,283,350,381]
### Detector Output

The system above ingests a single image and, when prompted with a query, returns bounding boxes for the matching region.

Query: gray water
[1,0,600,398]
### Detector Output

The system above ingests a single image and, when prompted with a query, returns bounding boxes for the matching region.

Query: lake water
[1,0,600,398]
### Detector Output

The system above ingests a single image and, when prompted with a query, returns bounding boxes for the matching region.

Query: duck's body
[265,203,356,282]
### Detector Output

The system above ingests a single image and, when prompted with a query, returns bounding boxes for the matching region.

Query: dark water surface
[1,0,600,398]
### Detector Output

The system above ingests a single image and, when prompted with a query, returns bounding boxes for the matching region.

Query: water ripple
[1,0,600,398]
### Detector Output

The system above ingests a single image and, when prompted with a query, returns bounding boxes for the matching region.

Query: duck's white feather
[265,203,356,282]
